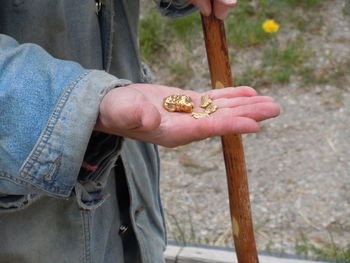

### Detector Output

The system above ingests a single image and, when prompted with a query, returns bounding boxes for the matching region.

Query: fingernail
[225,0,237,4]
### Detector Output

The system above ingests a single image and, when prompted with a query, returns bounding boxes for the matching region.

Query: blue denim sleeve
[0,34,131,197]
[156,0,197,18]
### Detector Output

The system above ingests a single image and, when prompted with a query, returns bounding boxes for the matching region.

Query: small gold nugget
[204,104,218,114]
[163,94,194,113]
[200,95,212,108]
[191,112,209,119]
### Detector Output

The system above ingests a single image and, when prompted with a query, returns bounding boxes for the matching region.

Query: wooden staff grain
[201,12,259,263]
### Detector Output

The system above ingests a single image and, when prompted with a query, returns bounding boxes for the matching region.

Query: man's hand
[188,0,237,20]
[95,84,280,148]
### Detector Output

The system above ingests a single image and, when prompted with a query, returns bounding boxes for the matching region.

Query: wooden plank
[165,245,326,263]
[164,245,182,263]
[177,246,235,263]
[259,255,324,263]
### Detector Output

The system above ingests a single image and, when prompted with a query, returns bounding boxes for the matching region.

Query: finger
[188,0,212,16]
[214,0,237,20]
[213,96,275,109]
[163,115,259,147]
[218,102,281,121]
[205,86,257,100]
[194,116,260,137]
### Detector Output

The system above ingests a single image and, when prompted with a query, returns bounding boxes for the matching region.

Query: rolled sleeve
[19,71,131,197]
[0,34,131,197]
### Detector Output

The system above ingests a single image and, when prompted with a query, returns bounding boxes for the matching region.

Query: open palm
[95,84,280,147]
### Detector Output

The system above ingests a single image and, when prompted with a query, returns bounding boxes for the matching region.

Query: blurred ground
[143,0,350,259]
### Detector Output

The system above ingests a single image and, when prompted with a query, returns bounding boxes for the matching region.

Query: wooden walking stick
[201,5,259,263]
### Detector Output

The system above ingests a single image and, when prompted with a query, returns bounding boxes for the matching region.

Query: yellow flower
[262,19,280,34]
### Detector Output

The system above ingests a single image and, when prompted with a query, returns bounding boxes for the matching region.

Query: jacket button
[119,224,128,234]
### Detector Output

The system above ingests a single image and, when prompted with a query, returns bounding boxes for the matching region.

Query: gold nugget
[200,95,212,108]
[204,104,218,114]
[191,112,209,119]
[163,94,194,113]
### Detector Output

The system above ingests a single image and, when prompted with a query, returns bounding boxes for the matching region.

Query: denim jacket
[0,0,195,262]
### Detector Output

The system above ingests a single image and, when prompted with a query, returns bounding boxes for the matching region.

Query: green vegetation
[170,12,201,44]
[235,37,312,86]
[139,9,199,85]
[139,9,168,62]
[166,211,202,246]
[139,10,200,62]
[225,2,270,48]
[235,67,264,87]
[282,0,323,9]
[295,232,350,262]
[139,0,335,89]
[262,38,312,83]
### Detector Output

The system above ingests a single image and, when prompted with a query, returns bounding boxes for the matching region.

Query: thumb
[214,0,237,20]
[95,89,161,134]
[127,101,161,132]
[188,0,212,16]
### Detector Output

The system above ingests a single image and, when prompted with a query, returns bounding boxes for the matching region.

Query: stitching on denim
[80,211,84,262]
[21,71,90,174]
[80,211,86,262]
[44,154,62,183]
[0,170,71,196]
[0,170,32,187]
[81,211,92,263]
[19,172,71,195]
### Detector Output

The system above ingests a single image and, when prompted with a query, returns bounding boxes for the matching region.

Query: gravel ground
[153,0,350,255]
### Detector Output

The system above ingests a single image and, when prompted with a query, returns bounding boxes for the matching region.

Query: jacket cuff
[18,71,131,197]
[156,0,197,18]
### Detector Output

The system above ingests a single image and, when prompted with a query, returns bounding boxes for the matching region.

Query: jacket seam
[19,173,71,196]
[0,170,33,187]
[43,154,62,183]
[81,210,92,263]
[105,0,114,72]
[0,170,72,196]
